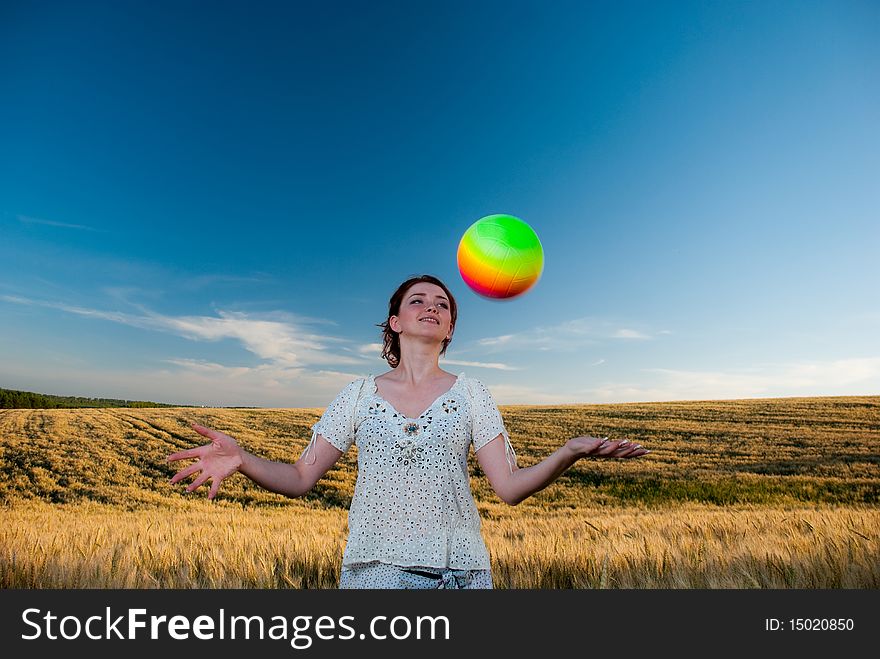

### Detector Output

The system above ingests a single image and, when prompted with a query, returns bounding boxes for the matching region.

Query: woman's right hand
[167,423,245,499]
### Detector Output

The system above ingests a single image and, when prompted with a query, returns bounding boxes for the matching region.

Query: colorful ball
[457,214,544,299]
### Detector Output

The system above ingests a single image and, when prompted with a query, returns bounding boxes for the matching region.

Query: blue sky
[1,0,878,407]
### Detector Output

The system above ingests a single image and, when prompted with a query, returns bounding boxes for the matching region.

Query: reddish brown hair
[377,274,458,368]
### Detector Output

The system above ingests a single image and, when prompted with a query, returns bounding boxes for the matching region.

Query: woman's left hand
[566,436,649,459]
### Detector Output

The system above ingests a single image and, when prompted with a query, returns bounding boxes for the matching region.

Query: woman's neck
[386,351,449,386]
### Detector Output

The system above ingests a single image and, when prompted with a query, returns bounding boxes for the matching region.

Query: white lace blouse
[301,372,518,570]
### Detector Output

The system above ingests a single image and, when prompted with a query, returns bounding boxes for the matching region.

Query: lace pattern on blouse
[301,372,516,570]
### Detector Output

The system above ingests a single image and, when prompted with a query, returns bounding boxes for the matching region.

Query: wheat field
[1,395,878,588]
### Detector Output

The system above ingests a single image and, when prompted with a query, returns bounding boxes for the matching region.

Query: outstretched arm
[168,423,344,500]
[475,434,648,506]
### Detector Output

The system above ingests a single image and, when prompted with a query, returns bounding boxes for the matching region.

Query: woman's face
[390,282,453,342]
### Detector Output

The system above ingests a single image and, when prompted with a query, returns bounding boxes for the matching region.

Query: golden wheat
[1,500,876,588]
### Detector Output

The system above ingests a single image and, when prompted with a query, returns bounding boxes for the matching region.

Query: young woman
[167,274,648,588]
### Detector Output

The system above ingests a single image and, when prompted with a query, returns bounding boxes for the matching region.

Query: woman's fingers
[613,443,649,458]
[596,440,625,455]
[192,423,235,445]
[191,423,224,441]
[169,461,202,485]
[186,471,211,493]
[167,446,202,462]
[576,435,650,459]
[593,439,650,458]
[170,463,228,499]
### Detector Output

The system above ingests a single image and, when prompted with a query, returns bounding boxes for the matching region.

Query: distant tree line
[0,387,180,409]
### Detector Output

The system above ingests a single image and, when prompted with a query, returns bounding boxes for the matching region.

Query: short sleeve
[305,378,364,458]
[469,378,518,472]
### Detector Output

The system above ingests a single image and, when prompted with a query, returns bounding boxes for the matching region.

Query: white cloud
[646,357,880,394]
[17,214,100,232]
[580,357,880,403]
[162,358,260,377]
[612,329,650,339]
[477,334,516,347]
[440,359,520,371]
[0,294,362,368]
[483,383,567,405]
[471,317,657,353]
[158,310,343,367]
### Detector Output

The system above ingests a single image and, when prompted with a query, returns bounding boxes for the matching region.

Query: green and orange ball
[457,214,544,299]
